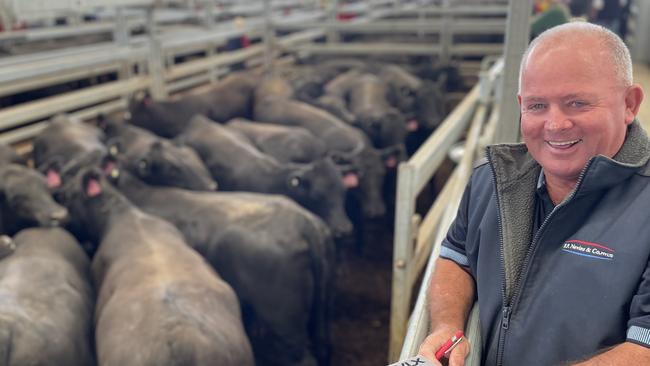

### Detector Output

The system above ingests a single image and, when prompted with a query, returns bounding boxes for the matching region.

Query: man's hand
[418,325,470,366]
[417,258,475,366]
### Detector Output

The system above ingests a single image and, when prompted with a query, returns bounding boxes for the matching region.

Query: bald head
[519,22,633,92]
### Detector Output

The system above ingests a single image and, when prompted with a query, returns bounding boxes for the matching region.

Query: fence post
[263,0,274,73]
[389,162,417,362]
[146,6,167,100]
[493,0,533,143]
[439,0,452,63]
[327,0,340,43]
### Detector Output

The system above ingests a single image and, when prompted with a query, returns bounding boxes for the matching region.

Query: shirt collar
[537,168,546,190]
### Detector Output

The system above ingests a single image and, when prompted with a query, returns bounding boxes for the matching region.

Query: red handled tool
[434,331,464,360]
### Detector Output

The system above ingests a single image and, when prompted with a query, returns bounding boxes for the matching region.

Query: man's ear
[624,84,644,125]
[517,94,522,107]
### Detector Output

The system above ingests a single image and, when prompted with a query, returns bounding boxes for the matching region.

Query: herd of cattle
[0,59,458,366]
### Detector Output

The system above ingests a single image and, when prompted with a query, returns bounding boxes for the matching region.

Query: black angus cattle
[254,75,387,218]
[346,74,408,150]
[113,169,334,366]
[58,167,254,366]
[225,118,328,164]
[312,69,363,124]
[130,72,257,138]
[32,115,107,171]
[0,163,69,235]
[0,228,95,366]
[306,60,447,139]
[177,115,353,238]
[101,117,218,191]
[379,64,446,132]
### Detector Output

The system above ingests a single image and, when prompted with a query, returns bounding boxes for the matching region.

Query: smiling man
[418,22,648,366]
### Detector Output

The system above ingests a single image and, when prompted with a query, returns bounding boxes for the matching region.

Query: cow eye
[289,177,301,187]
[138,160,150,176]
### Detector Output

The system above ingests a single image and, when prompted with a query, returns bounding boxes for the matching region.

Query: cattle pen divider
[389,57,503,363]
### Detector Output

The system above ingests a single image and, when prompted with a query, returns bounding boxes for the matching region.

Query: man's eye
[568,100,587,108]
[527,103,546,111]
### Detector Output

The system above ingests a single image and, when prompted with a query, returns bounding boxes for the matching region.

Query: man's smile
[546,139,582,149]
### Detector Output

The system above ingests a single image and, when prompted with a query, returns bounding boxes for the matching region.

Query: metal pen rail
[389,57,503,362]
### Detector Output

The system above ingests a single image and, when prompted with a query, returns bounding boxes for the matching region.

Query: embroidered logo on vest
[562,240,615,261]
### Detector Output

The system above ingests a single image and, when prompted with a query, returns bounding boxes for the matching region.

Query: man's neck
[544,174,579,205]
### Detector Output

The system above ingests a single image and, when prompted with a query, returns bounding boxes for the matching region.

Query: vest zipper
[490,154,594,366]
[487,151,509,366]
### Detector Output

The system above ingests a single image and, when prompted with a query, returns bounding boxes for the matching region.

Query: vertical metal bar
[114,6,129,46]
[146,6,167,100]
[631,0,650,62]
[389,162,417,362]
[417,0,425,39]
[439,0,452,62]
[263,0,274,73]
[0,0,13,31]
[493,0,533,143]
[203,0,215,29]
[327,0,340,43]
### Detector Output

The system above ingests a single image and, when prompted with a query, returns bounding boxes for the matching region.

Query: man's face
[518,39,634,184]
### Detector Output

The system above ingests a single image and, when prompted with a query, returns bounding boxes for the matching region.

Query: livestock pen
[5,1,649,366]
[0,1,510,365]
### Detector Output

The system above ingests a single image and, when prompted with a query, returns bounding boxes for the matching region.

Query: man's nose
[545,107,573,131]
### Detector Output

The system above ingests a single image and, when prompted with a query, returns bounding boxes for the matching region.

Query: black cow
[113,169,334,366]
[32,115,106,171]
[225,118,327,164]
[0,227,95,366]
[101,117,218,191]
[177,115,353,238]
[346,74,408,149]
[0,164,69,235]
[254,76,387,218]
[58,167,254,366]
[314,69,362,124]
[130,72,257,138]
[379,64,446,132]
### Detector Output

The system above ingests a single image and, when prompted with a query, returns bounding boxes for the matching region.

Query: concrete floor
[635,63,650,129]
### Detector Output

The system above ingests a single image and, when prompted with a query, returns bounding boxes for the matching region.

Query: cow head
[414,80,446,131]
[388,84,418,115]
[57,165,129,241]
[355,108,407,149]
[128,93,189,138]
[285,158,353,238]
[109,138,217,191]
[380,144,406,170]
[0,164,69,229]
[331,145,386,219]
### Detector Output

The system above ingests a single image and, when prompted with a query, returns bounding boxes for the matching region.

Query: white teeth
[548,139,580,147]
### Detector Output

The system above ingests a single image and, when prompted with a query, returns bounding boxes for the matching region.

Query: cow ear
[83,171,103,198]
[46,169,62,189]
